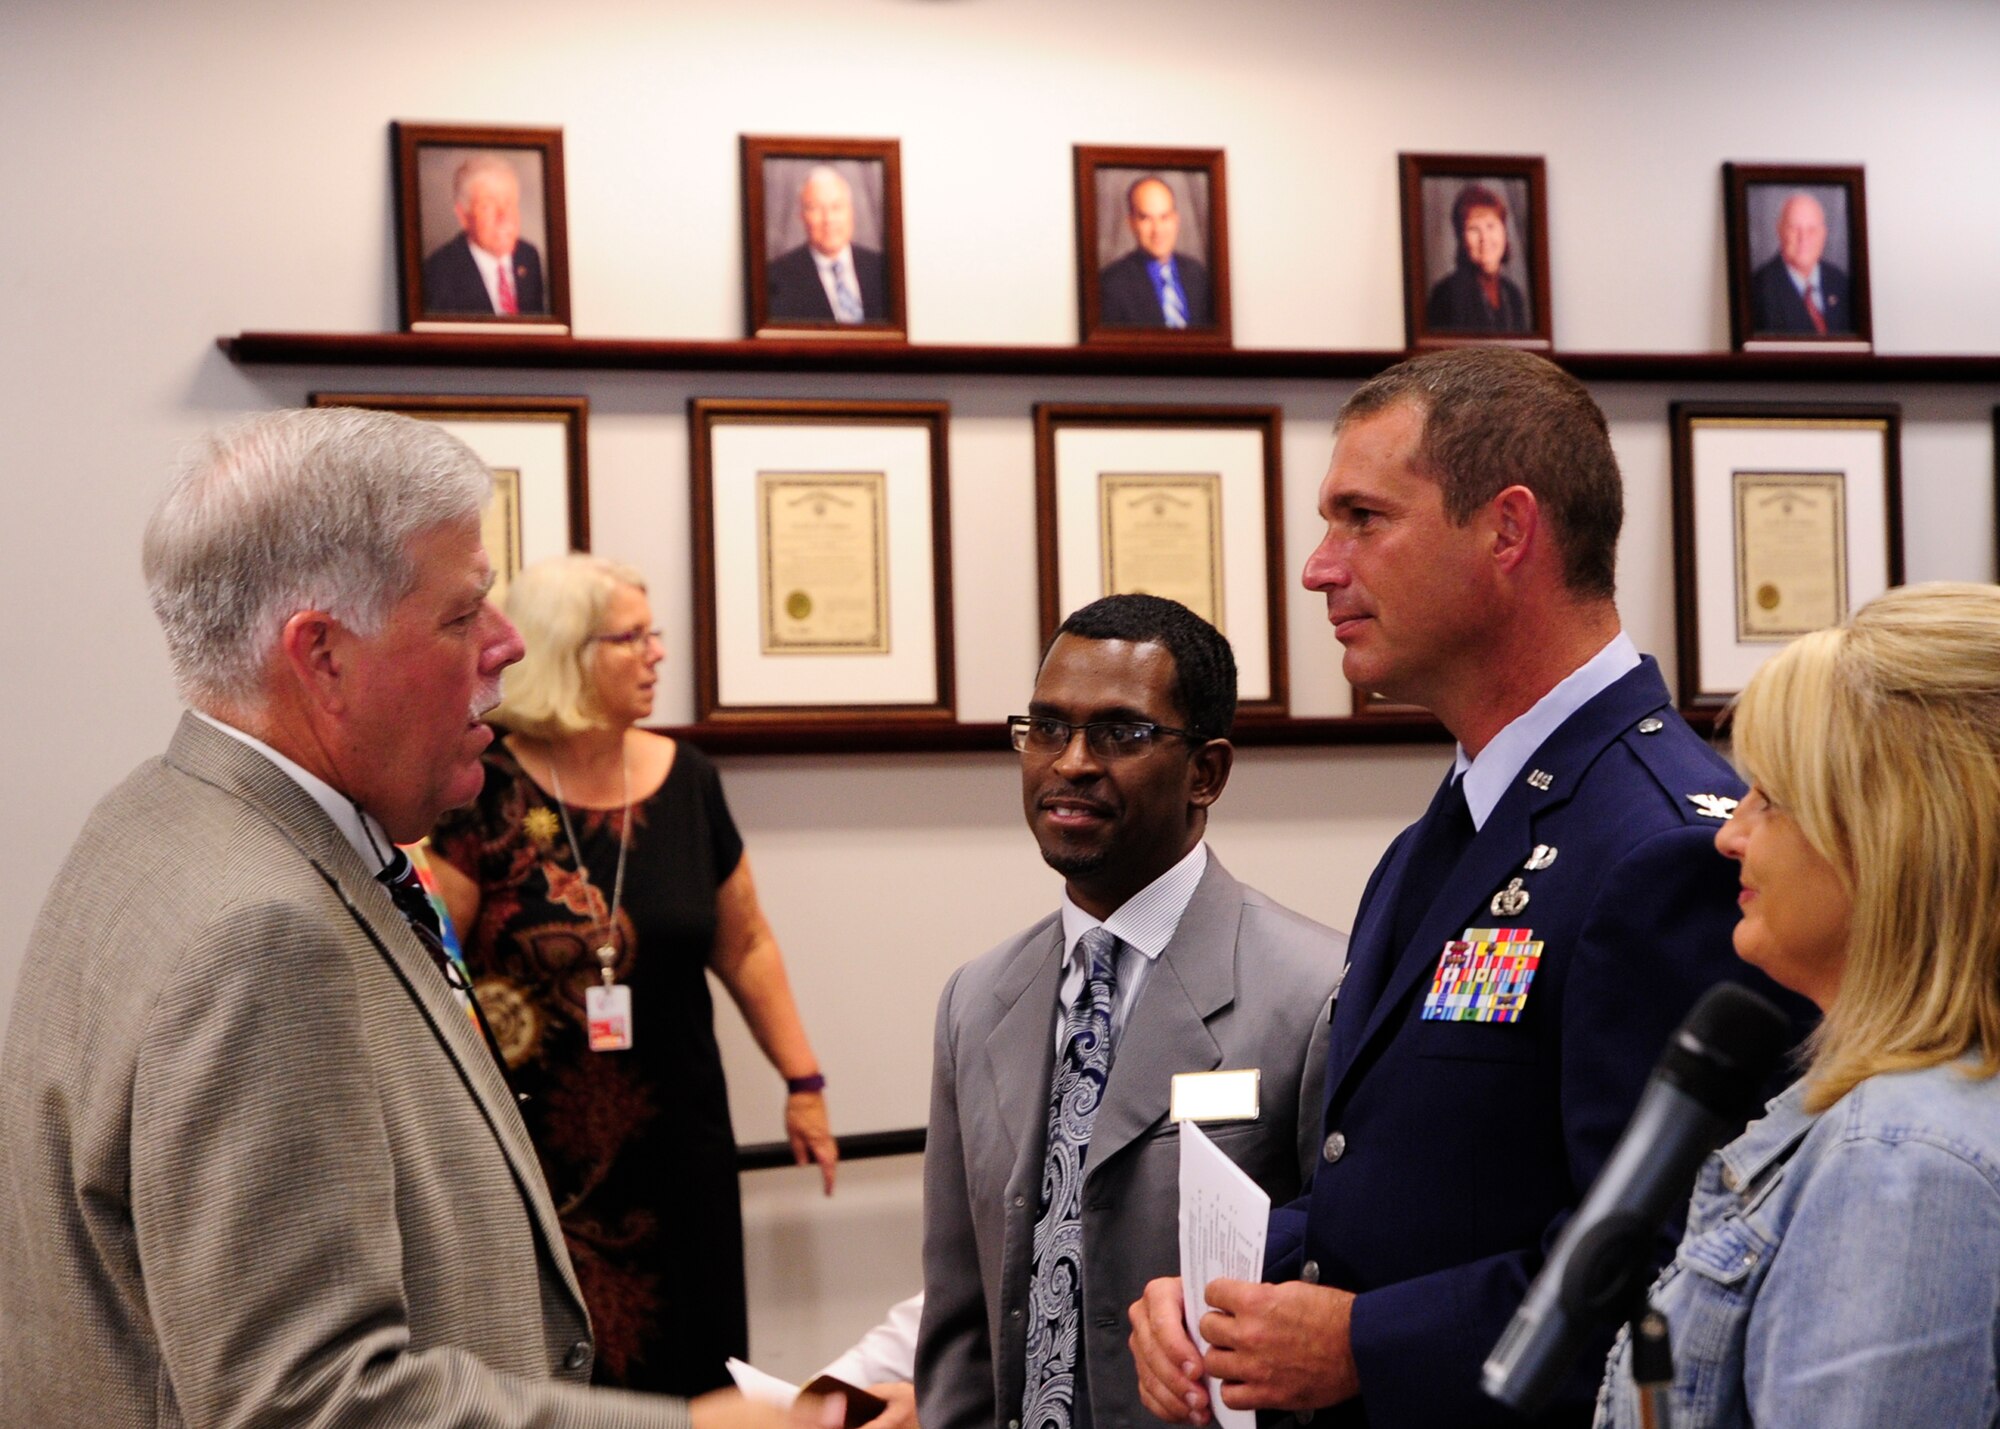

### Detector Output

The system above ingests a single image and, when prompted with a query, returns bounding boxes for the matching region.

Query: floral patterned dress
[431,740,746,1393]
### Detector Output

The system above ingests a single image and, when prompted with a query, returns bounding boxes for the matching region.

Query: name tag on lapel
[1170,1068,1261,1124]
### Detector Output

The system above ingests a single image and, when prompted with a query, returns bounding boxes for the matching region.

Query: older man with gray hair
[422,151,549,316]
[764,164,888,325]
[0,408,814,1429]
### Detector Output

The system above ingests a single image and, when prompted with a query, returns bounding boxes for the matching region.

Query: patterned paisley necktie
[1022,926,1121,1429]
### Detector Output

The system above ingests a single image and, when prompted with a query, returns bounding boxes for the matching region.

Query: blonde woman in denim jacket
[1597,582,2000,1428]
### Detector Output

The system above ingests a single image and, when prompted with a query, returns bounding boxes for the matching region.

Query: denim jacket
[1595,1059,2000,1428]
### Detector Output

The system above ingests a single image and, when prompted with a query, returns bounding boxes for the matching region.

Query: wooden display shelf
[218,328,1828,753]
[220,330,2000,384]
[659,707,1718,756]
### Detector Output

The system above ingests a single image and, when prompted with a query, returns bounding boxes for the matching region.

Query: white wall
[5,0,1999,1378]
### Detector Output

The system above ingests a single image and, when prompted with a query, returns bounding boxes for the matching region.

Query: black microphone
[1480,982,1794,1415]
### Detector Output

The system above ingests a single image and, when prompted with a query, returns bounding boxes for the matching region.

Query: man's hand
[1198,1278,1360,1412]
[691,1389,848,1429]
[1129,1277,1213,1424]
[854,1380,917,1429]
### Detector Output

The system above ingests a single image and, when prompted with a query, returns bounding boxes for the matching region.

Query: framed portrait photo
[307,393,589,608]
[1033,403,1284,713]
[1399,153,1552,350]
[689,399,953,725]
[1074,145,1232,348]
[392,122,570,333]
[1723,163,1873,352]
[740,135,907,340]
[1670,402,1902,711]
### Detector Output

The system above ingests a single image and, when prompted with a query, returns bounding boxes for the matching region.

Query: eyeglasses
[1007,715,1201,759]
[593,626,663,651]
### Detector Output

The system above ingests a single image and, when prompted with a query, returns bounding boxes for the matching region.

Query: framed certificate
[1033,403,1286,714]
[1670,402,1902,711]
[690,399,953,725]
[306,393,588,609]
[757,471,890,654]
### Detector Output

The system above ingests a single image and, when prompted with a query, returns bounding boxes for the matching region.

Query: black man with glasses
[916,594,1346,1429]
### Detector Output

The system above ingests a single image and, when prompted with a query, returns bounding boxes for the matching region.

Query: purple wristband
[786,1073,827,1094]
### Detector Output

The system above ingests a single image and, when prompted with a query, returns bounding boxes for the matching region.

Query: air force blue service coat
[1267,658,1797,1428]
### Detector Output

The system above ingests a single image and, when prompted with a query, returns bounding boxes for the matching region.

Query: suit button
[1011,1308,1023,1320]
[1322,1131,1347,1164]
[1010,1421,1022,1429]
[1301,1259,1320,1284]
[1299,1412,1314,1424]
[1014,1195,1027,1208]
[563,1339,591,1371]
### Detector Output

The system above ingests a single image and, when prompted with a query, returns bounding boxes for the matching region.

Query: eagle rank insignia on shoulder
[1687,793,1739,820]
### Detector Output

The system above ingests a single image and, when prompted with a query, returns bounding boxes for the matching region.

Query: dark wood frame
[225,331,2000,385]
[306,392,590,560]
[1669,401,1903,712]
[1723,162,1873,352]
[391,122,570,333]
[1032,403,1286,715]
[1073,145,1232,349]
[1992,408,2000,579]
[740,135,907,340]
[1399,152,1553,351]
[689,398,953,726]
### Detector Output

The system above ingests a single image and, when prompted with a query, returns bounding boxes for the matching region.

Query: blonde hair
[1729,583,2000,1111]
[490,553,647,738]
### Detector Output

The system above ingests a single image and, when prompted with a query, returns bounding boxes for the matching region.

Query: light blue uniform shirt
[1453,632,1640,829]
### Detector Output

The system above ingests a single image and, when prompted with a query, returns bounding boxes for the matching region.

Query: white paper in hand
[1178,1118,1270,1429]
[726,1356,801,1408]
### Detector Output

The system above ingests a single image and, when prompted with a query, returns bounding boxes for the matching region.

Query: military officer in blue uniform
[1129,348,1804,1427]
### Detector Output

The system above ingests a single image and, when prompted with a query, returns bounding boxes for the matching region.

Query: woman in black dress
[429,554,836,1394]
[1424,181,1531,334]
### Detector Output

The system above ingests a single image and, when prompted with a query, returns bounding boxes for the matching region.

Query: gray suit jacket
[917,855,1344,1429]
[0,714,686,1428]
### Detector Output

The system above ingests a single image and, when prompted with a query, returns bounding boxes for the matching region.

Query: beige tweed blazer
[0,714,689,1428]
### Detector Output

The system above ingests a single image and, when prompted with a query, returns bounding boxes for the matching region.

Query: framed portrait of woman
[1399,153,1552,350]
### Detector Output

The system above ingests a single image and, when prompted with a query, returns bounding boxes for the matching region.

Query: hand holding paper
[1177,1120,1269,1429]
